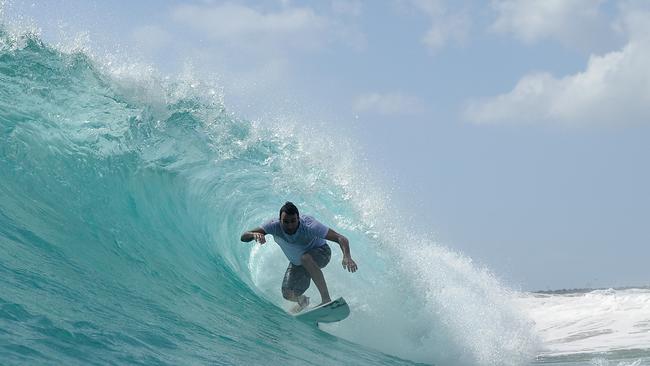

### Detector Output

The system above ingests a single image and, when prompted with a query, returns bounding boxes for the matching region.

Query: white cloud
[464,3,650,127]
[466,40,650,126]
[406,0,470,52]
[490,0,617,51]
[169,3,367,52]
[614,1,650,42]
[354,92,426,116]
[171,3,328,47]
[422,12,470,51]
[331,0,362,17]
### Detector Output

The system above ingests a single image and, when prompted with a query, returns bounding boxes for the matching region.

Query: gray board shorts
[281,244,331,296]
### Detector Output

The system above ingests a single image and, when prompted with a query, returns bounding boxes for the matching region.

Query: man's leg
[282,289,309,313]
[281,263,311,313]
[301,252,331,305]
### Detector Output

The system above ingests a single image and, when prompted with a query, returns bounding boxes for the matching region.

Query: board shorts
[281,244,331,297]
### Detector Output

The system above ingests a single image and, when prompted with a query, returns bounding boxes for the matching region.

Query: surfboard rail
[294,297,350,324]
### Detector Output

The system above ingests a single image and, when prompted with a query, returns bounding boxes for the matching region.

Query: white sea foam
[517,288,650,356]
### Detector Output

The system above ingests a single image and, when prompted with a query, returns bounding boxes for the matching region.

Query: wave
[0,26,538,365]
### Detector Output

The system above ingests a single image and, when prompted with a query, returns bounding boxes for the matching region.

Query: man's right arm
[241,227,267,243]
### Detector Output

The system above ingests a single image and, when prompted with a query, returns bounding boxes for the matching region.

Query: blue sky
[4,0,650,291]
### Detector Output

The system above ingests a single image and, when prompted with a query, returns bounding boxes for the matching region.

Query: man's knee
[282,288,297,300]
[301,253,315,266]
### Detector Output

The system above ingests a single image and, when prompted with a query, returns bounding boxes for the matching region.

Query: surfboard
[294,297,350,324]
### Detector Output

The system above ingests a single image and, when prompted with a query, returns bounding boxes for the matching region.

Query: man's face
[280,212,299,235]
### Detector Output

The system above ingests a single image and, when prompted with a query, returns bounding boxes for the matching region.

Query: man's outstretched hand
[342,257,358,273]
[252,232,266,244]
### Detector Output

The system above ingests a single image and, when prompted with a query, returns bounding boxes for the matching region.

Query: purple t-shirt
[261,215,329,265]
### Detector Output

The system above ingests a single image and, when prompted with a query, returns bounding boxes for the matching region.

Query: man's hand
[252,232,266,244]
[342,256,358,273]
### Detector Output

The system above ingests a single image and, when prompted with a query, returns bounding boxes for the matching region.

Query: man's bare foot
[290,295,309,313]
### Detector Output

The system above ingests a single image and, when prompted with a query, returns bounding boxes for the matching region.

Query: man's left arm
[325,229,358,273]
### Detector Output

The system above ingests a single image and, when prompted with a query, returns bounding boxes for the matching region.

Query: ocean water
[1,25,649,366]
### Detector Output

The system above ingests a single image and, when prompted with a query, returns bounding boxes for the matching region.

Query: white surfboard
[294,297,350,324]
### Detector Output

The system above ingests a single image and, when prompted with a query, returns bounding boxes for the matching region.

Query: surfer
[240,202,358,313]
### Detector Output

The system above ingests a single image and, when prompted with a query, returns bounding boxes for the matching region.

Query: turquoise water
[1,27,647,366]
[0,27,418,366]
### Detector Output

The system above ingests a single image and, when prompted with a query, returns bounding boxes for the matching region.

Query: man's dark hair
[279,201,299,218]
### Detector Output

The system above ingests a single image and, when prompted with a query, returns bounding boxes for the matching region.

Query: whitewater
[1,24,649,366]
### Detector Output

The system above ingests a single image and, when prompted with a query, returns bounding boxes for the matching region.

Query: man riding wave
[240,202,358,313]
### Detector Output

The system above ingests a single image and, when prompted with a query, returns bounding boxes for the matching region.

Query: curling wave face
[0,27,538,365]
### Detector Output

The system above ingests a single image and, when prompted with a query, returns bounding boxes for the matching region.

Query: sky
[2,0,649,291]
